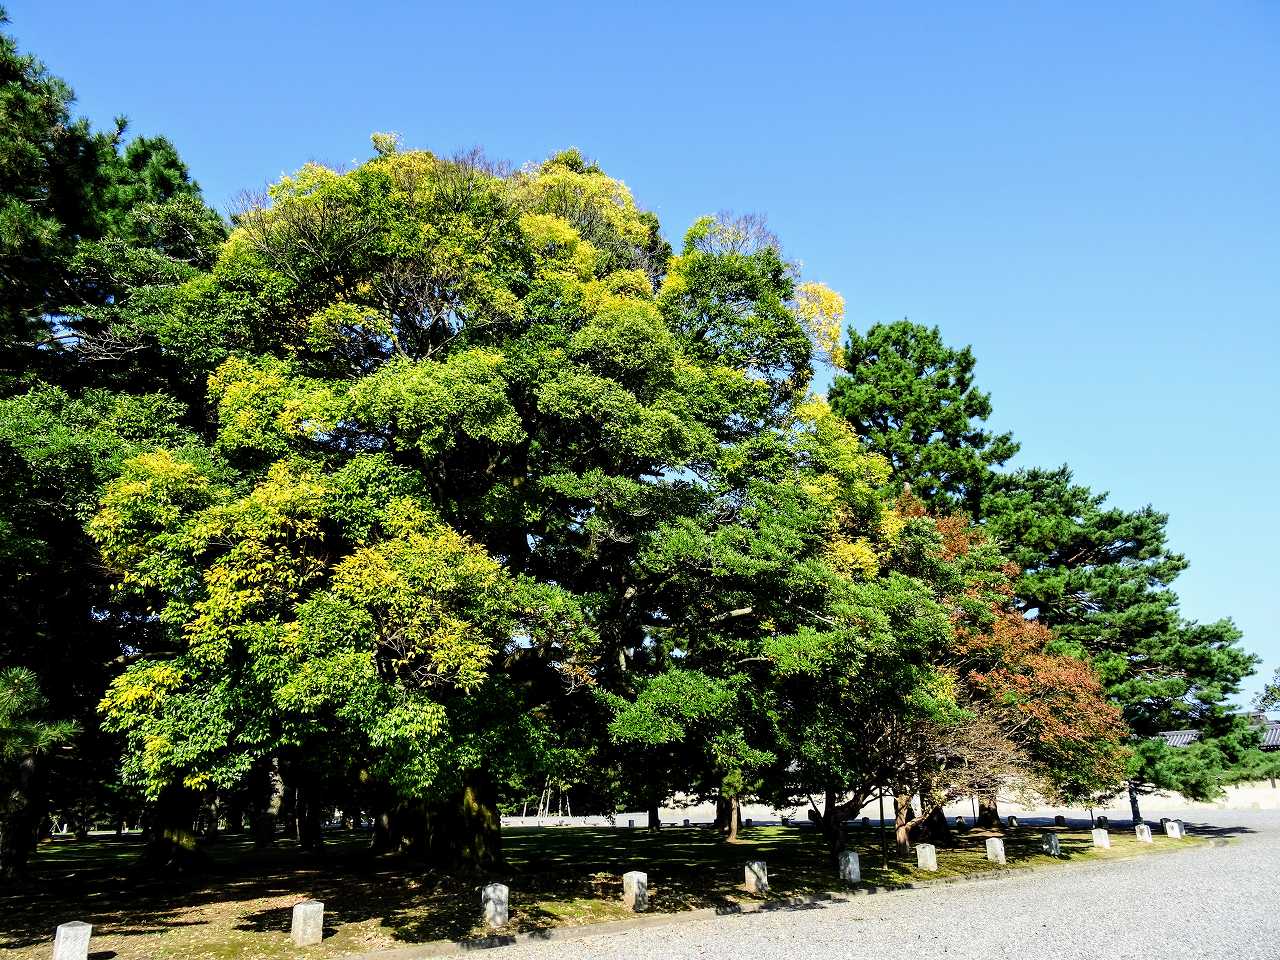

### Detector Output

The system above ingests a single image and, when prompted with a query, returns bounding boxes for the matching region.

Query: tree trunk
[893,791,913,854]
[920,803,954,847]
[725,795,740,842]
[1128,780,1143,824]
[245,759,281,847]
[140,787,206,873]
[0,754,44,882]
[976,792,1001,829]
[379,772,503,868]
[820,789,848,856]
[715,795,731,834]
[296,789,324,852]
[647,801,661,831]
[371,808,395,853]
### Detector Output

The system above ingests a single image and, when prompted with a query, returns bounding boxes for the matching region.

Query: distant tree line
[0,7,1270,881]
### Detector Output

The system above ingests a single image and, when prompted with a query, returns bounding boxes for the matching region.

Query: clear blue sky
[11,1,1278,701]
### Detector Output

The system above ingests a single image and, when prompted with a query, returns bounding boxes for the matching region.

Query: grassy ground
[0,823,1198,959]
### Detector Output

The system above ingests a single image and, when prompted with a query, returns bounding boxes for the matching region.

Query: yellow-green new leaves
[328,500,507,693]
[208,356,341,457]
[183,461,329,664]
[792,281,846,367]
[511,149,655,275]
[347,350,525,456]
[89,448,216,591]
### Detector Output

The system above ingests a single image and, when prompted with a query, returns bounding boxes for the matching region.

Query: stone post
[1007,815,1019,828]
[744,860,769,894]
[628,819,635,828]
[861,816,871,828]
[482,883,509,929]
[1054,815,1066,826]
[745,818,753,827]
[1041,832,1061,857]
[1135,823,1153,843]
[52,922,92,960]
[1091,828,1111,849]
[954,816,967,831]
[985,837,1006,864]
[622,871,648,912]
[683,818,690,827]
[290,901,324,946]
[915,843,938,871]
[1164,820,1184,839]
[838,849,861,883]
[1096,816,1110,828]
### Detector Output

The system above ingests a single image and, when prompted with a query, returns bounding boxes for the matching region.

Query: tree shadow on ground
[0,820,1231,955]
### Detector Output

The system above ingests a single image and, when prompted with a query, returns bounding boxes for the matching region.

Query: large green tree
[87,147,884,867]
[0,8,220,877]
[828,320,1018,515]
[985,467,1259,818]
[831,319,1259,820]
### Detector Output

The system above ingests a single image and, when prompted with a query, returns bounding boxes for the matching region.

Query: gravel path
[488,812,1280,960]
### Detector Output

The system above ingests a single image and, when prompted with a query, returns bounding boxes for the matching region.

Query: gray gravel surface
[486,811,1280,960]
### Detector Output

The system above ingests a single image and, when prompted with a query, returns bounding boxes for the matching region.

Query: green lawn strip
[0,826,1202,959]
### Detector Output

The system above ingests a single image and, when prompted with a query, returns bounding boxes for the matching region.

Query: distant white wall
[502,779,1280,829]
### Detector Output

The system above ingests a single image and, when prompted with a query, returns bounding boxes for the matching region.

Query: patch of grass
[0,824,1201,959]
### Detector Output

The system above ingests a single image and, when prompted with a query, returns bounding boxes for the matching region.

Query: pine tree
[828,320,1018,515]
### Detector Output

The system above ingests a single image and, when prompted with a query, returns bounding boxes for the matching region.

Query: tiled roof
[1264,722,1280,750]
[1158,720,1280,750]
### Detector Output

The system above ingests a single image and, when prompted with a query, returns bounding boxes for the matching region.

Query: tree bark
[725,795,740,842]
[1127,780,1143,824]
[920,803,954,847]
[714,795,731,834]
[0,754,43,882]
[245,759,281,847]
[819,789,848,856]
[976,792,1001,829]
[140,786,206,873]
[893,791,913,854]
[378,772,504,868]
[647,801,661,831]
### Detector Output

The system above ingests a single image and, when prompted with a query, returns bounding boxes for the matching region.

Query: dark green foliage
[983,468,1258,805]
[0,7,209,387]
[829,320,1018,515]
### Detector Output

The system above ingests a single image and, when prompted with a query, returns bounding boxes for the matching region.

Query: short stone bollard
[1091,828,1111,849]
[985,837,1006,864]
[1007,815,1019,828]
[683,818,690,827]
[1054,815,1066,826]
[481,882,509,929]
[290,900,324,947]
[861,816,871,827]
[838,849,861,883]
[745,818,753,827]
[52,921,92,960]
[744,860,769,894]
[1096,816,1110,828]
[1164,820,1184,839]
[1135,823,1153,843]
[622,871,648,912]
[915,842,938,871]
[628,819,635,828]
[1041,832,1062,857]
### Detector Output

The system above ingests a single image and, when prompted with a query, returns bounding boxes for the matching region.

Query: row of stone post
[49,819,1192,953]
